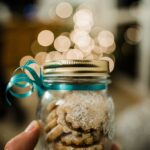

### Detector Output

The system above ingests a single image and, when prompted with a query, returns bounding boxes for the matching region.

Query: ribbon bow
[6,60,44,105]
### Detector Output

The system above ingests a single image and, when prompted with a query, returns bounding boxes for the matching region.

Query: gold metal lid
[42,60,109,77]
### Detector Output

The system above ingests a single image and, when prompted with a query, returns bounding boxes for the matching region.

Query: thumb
[111,143,121,150]
[5,121,41,150]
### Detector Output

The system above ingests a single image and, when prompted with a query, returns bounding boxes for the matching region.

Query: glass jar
[38,60,114,150]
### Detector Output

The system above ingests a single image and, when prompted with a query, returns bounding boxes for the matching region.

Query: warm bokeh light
[73,9,94,29]
[80,45,92,56]
[98,30,114,48]
[92,45,103,54]
[91,26,103,37]
[84,53,102,60]
[54,35,71,52]
[20,55,34,67]
[66,49,84,60]
[76,34,91,49]
[70,29,83,43]
[74,24,92,33]
[70,29,91,48]
[79,39,95,56]
[125,27,140,44]
[56,2,73,19]
[35,52,47,65]
[46,51,63,62]
[104,43,116,54]
[37,30,54,47]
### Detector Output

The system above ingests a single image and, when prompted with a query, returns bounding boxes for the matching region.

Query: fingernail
[25,121,39,132]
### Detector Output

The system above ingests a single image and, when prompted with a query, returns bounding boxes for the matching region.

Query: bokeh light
[97,30,114,48]
[92,45,103,54]
[35,52,47,65]
[20,55,34,67]
[46,51,63,62]
[91,26,104,37]
[37,30,54,47]
[70,29,91,48]
[105,43,116,54]
[73,9,94,29]
[56,2,73,19]
[54,35,71,52]
[66,49,84,60]
[76,34,91,49]
[125,27,141,45]
[79,39,95,56]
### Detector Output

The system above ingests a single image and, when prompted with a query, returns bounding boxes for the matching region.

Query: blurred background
[0,0,150,149]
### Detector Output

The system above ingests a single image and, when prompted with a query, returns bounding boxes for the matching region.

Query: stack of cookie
[42,91,113,149]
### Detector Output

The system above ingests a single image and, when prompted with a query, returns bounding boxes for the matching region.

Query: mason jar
[37,60,114,150]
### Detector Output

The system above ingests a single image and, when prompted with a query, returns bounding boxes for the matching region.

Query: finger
[111,143,120,150]
[5,121,40,150]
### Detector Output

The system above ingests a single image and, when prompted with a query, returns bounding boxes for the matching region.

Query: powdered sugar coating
[58,91,108,131]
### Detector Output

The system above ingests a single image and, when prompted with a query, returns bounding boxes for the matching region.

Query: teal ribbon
[44,83,107,91]
[6,60,107,105]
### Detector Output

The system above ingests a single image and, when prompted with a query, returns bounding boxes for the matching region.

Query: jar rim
[42,60,109,77]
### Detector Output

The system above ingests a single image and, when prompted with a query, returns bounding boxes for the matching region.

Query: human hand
[5,121,120,150]
[111,144,120,150]
[5,120,40,150]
